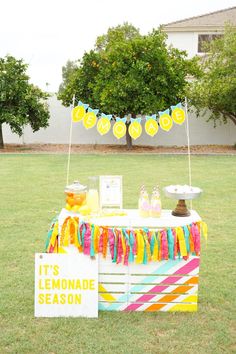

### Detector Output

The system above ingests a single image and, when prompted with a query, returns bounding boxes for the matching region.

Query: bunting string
[71,100,186,140]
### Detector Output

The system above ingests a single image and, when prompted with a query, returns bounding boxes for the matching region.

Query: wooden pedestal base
[172,199,190,217]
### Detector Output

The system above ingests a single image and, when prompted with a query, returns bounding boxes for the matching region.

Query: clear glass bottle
[150,186,162,218]
[87,176,100,215]
[138,185,150,218]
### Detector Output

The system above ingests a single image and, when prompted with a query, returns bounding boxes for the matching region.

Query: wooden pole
[66,94,75,185]
[185,97,193,209]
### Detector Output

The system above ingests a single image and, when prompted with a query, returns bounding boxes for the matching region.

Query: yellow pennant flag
[171,107,185,125]
[113,118,126,139]
[83,108,99,129]
[71,106,85,122]
[71,102,88,122]
[97,114,112,135]
[159,110,173,132]
[145,115,159,137]
[128,118,142,140]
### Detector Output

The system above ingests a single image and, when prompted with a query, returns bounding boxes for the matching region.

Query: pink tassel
[192,222,201,255]
[161,230,168,260]
[172,228,177,259]
[132,231,137,255]
[108,229,115,260]
[83,224,91,255]
[191,223,200,255]
[117,230,123,264]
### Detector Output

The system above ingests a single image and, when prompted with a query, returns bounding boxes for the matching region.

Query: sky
[1,0,235,92]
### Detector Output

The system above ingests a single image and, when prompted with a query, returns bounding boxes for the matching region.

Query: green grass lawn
[0,153,235,354]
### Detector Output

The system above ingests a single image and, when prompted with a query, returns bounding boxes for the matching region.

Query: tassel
[129,230,135,263]
[183,226,190,254]
[136,230,144,264]
[143,229,151,263]
[157,231,161,261]
[188,225,195,253]
[83,224,91,256]
[176,227,187,257]
[60,217,72,247]
[152,232,158,261]
[161,230,168,260]
[90,224,95,257]
[171,228,177,259]
[45,217,58,252]
[117,229,123,264]
[112,228,118,263]
[80,223,86,248]
[132,230,137,256]
[191,223,201,255]
[102,227,109,258]
[108,228,115,260]
[150,231,155,256]
[200,221,208,242]
[76,220,83,252]
[167,228,174,260]
[94,226,100,254]
[122,229,130,266]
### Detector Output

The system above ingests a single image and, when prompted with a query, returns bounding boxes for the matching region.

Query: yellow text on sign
[38,293,82,305]
[97,118,111,135]
[128,121,142,140]
[83,112,97,129]
[38,278,95,290]
[113,121,126,139]
[145,119,159,137]
[172,108,185,125]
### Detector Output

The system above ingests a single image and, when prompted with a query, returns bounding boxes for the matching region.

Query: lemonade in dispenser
[64,181,87,212]
[87,176,100,215]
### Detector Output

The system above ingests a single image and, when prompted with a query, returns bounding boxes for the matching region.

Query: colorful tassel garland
[46,216,206,265]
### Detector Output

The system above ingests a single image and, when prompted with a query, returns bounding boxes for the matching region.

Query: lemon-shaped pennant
[145,115,159,137]
[83,108,99,129]
[97,114,112,135]
[159,109,173,132]
[128,118,142,140]
[71,101,89,122]
[171,103,185,125]
[113,117,127,139]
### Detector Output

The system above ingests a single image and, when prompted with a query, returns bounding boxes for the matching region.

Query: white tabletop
[58,208,201,229]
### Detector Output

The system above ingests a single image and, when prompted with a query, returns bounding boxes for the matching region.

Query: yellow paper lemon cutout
[128,121,142,140]
[113,121,126,139]
[83,111,97,129]
[145,119,159,137]
[172,108,185,125]
[159,114,173,131]
[97,117,111,135]
[71,106,86,122]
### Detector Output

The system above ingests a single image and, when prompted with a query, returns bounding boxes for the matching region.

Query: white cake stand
[163,186,202,217]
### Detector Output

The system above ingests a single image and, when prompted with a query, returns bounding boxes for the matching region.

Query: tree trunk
[125,121,132,150]
[0,124,4,149]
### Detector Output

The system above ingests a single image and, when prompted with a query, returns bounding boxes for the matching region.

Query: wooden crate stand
[98,255,199,312]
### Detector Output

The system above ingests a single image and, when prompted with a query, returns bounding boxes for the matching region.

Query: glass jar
[64,181,87,212]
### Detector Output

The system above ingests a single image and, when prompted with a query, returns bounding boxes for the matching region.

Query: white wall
[166,32,198,58]
[2,95,236,146]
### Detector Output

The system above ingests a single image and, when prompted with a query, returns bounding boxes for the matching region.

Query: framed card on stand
[99,175,123,209]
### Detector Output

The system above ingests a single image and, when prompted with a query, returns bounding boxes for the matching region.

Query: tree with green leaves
[58,23,198,148]
[0,55,50,148]
[189,25,236,127]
